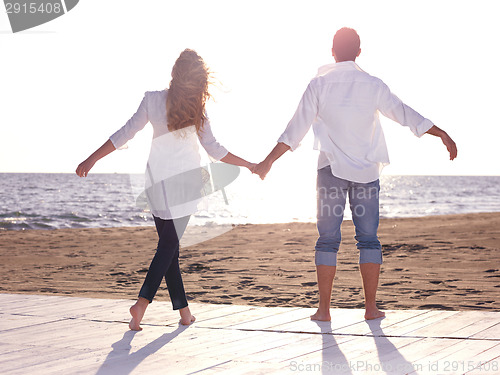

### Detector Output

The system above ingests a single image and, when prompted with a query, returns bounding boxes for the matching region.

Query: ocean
[1,173,499,231]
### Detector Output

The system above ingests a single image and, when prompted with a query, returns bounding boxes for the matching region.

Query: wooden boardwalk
[0,293,499,374]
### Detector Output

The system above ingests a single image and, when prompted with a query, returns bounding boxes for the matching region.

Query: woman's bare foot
[310,308,331,322]
[365,306,385,320]
[179,306,196,325]
[129,297,149,331]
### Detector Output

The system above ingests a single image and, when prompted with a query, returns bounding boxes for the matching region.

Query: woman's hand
[247,162,258,173]
[76,157,96,177]
[75,140,117,177]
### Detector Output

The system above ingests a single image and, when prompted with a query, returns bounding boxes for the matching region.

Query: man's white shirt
[278,61,434,183]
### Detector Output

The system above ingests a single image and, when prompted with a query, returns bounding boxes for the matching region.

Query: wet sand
[0,212,499,311]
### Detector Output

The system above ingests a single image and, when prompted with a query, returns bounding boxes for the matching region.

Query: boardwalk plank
[379,310,459,337]
[0,314,64,332]
[405,310,500,338]
[408,340,500,374]
[331,309,429,336]
[270,308,364,334]
[470,322,500,340]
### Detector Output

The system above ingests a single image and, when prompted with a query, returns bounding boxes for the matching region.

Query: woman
[76,49,255,330]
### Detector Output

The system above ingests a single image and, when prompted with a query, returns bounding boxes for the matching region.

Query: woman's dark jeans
[138,215,190,310]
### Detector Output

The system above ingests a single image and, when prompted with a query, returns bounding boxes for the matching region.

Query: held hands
[245,161,271,180]
[251,160,273,180]
[248,142,290,180]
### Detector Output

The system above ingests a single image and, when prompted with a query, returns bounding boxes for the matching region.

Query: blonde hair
[166,49,212,135]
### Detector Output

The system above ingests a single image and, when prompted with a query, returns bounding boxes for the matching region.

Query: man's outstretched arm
[425,125,457,160]
[254,82,318,180]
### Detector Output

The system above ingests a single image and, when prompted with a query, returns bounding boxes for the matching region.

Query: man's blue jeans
[315,166,382,266]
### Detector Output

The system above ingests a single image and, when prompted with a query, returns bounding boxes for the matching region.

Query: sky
[1,0,499,178]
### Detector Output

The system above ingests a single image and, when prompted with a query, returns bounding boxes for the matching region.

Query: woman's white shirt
[109,90,229,219]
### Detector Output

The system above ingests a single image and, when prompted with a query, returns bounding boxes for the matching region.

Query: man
[254,27,457,320]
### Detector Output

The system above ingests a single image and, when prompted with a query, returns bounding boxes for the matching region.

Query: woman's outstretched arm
[76,139,116,177]
[220,152,256,173]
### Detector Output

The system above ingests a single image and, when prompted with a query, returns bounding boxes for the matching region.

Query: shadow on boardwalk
[95,325,187,375]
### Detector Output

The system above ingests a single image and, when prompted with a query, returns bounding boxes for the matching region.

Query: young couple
[76,28,457,331]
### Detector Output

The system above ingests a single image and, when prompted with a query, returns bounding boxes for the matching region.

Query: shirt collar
[316,60,363,77]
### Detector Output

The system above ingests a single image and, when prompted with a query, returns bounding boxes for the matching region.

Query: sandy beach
[1,212,499,312]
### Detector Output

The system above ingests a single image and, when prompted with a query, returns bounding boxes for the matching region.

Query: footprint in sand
[301,282,317,287]
[273,297,293,303]
[419,304,451,310]
[109,271,128,276]
[382,281,401,286]
[190,291,209,295]
[239,279,255,286]
[464,289,482,294]
[186,263,210,272]
[252,285,272,291]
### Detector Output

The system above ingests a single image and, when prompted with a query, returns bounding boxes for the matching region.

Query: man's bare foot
[129,297,149,331]
[179,306,196,326]
[310,309,331,322]
[365,307,385,320]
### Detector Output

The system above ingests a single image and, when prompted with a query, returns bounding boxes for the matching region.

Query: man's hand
[253,160,273,180]
[425,125,457,161]
[440,132,457,160]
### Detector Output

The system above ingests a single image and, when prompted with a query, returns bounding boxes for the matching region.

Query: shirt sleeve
[109,92,149,149]
[277,82,318,151]
[377,82,434,138]
[198,115,229,161]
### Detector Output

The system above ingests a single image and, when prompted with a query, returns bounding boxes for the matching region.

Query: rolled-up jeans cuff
[315,250,337,266]
[359,249,383,264]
